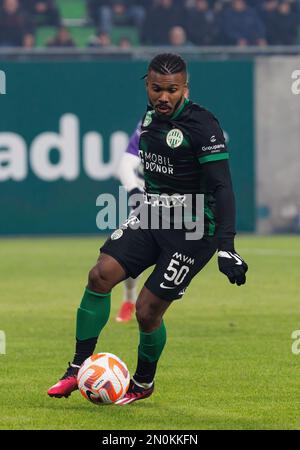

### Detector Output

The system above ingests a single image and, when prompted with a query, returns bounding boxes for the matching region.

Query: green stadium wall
[0,60,254,235]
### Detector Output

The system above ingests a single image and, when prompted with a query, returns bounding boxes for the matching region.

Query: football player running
[48,53,248,403]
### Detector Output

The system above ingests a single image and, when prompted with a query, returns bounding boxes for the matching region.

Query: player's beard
[173,96,184,114]
[151,96,184,118]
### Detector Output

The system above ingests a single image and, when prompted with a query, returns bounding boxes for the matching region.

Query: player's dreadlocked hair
[143,53,187,78]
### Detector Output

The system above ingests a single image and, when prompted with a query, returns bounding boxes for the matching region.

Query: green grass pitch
[0,235,300,430]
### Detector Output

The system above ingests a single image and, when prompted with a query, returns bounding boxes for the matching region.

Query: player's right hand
[218,251,248,286]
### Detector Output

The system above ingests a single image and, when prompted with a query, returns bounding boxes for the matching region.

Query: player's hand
[218,251,248,286]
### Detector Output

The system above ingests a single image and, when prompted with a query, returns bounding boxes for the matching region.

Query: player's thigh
[145,236,218,301]
[100,225,160,279]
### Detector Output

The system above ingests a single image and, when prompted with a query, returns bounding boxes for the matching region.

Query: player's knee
[88,265,112,293]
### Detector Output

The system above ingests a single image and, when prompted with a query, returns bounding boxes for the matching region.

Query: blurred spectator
[87,30,112,47]
[260,0,280,45]
[273,1,300,45]
[0,0,34,47]
[22,0,60,26]
[46,26,76,47]
[169,26,191,46]
[87,0,105,20]
[211,0,230,12]
[185,0,218,45]
[141,0,184,45]
[221,0,267,46]
[285,0,300,13]
[88,0,145,34]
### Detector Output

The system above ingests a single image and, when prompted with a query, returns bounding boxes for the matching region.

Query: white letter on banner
[30,114,79,181]
[0,134,27,181]
[83,131,127,180]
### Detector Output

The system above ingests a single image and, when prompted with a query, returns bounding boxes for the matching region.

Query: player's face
[146,71,188,117]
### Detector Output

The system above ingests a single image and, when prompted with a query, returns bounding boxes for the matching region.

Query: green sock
[76,288,111,341]
[134,321,167,385]
[138,321,167,363]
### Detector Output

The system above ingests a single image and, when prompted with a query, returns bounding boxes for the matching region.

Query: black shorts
[100,219,218,302]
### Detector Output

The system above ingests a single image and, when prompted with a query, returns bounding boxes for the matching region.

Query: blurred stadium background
[1,0,300,431]
[0,0,300,235]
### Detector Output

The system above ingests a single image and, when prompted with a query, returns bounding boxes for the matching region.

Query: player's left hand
[218,251,248,286]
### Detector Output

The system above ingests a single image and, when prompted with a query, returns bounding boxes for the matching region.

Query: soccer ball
[77,352,130,405]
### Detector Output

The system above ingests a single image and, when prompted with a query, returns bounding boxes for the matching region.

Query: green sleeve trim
[198,152,229,164]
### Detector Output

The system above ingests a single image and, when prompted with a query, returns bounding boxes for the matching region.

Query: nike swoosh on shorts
[159,282,175,289]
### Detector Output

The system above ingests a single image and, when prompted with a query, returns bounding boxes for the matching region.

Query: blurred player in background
[115,123,144,322]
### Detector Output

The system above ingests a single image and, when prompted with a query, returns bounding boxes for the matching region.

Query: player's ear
[184,84,189,99]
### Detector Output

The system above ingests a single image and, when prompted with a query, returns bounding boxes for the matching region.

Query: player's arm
[194,109,248,285]
[116,124,143,197]
[203,159,248,286]
[203,159,236,251]
[117,153,141,196]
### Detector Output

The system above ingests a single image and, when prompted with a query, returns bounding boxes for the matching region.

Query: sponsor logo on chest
[139,150,174,175]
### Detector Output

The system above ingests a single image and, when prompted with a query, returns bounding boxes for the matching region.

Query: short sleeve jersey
[138,98,229,235]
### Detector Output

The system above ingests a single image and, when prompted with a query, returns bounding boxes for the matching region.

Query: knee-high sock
[134,321,167,385]
[72,288,111,366]
[76,288,111,340]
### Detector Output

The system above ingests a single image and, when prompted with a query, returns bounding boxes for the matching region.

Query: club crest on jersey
[166,129,183,149]
[143,111,153,127]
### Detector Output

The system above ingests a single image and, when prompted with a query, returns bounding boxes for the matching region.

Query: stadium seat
[35,26,95,48]
[56,0,87,20]
[35,26,56,47]
[70,26,95,47]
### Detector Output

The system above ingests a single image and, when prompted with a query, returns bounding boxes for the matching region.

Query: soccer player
[48,53,248,403]
[115,123,143,322]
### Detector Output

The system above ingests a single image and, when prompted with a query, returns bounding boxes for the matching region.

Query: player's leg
[48,221,159,398]
[48,253,126,398]
[116,277,138,322]
[71,253,127,365]
[116,234,218,405]
[116,286,171,405]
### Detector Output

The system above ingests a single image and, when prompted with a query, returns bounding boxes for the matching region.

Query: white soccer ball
[77,352,130,405]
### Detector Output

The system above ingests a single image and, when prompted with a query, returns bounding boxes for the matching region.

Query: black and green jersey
[138,98,229,236]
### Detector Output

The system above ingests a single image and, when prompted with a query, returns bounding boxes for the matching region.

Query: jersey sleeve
[117,121,143,191]
[125,121,142,157]
[190,110,229,165]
